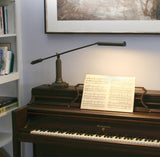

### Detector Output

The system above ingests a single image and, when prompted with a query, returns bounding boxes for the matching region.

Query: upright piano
[12,84,160,157]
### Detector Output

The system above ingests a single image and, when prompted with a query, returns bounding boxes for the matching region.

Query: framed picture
[45,0,160,34]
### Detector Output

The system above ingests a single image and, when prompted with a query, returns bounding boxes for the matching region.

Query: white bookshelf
[0,72,19,84]
[0,132,12,148]
[0,34,16,38]
[0,0,22,156]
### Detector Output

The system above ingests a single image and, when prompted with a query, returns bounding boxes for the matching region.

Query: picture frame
[44,0,160,34]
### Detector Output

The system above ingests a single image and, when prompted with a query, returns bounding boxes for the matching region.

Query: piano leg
[12,106,28,157]
[13,138,21,157]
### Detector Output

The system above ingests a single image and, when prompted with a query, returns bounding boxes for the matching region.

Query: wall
[21,0,160,156]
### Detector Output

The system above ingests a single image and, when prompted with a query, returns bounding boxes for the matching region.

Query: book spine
[0,106,6,114]
[5,51,11,74]
[0,46,14,75]
[5,102,18,111]
[9,51,14,73]
[0,102,18,114]
[0,10,1,35]
[0,50,3,72]
[0,48,7,75]
[3,6,8,34]
[0,6,4,35]
[0,98,17,107]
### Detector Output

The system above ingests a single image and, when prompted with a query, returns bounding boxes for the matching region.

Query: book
[3,6,8,34]
[0,44,13,75]
[0,43,11,50]
[0,6,8,35]
[0,49,3,71]
[81,74,135,113]
[9,51,14,73]
[0,9,1,35]
[0,6,4,34]
[4,51,14,74]
[0,102,18,114]
[0,46,8,75]
[0,96,17,107]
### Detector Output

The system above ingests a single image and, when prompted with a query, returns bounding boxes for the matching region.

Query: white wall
[21,0,160,156]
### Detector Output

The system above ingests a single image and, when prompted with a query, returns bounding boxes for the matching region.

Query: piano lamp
[31,41,126,88]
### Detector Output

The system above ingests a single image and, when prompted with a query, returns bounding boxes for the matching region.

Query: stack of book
[0,96,17,114]
[0,43,14,75]
[0,5,8,35]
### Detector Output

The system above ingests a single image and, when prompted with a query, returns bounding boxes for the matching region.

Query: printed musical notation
[81,74,135,112]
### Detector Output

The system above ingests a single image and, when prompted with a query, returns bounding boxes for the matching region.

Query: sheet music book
[81,74,135,112]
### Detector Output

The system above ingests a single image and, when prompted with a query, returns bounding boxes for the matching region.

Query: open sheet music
[81,74,135,112]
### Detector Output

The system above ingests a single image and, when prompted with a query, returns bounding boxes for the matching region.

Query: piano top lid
[31,84,83,97]
[28,104,160,123]
[32,84,160,98]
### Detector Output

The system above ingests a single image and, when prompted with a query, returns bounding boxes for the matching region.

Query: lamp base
[50,81,69,88]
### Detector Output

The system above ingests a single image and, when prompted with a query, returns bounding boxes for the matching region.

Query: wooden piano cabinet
[12,85,160,157]
[33,143,158,157]
[33,143,121,157]
[12,104,160,157]
[12,105,160,157]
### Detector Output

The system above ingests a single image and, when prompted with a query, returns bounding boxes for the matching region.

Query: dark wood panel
[33,143,160,157]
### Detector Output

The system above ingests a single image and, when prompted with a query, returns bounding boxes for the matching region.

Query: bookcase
[0,0,22,156]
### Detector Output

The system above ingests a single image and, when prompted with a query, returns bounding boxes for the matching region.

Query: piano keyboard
[30,129,160,147]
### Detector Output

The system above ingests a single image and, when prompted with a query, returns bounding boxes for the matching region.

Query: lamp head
[96,41,126,46]
[31,58,43,64]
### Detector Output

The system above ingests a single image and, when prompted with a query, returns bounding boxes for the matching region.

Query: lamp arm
[31,41,126,64]
[31,43,97,64]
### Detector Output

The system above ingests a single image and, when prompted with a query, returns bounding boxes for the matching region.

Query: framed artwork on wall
[45,0,160,34]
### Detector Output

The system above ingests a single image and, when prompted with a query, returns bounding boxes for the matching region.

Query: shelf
[0,34,16,38]
[0,132,12,148]
[0,0,15,6]
[0,72,19,84]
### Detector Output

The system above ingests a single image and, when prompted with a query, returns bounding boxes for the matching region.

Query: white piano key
[30,129,160,147]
